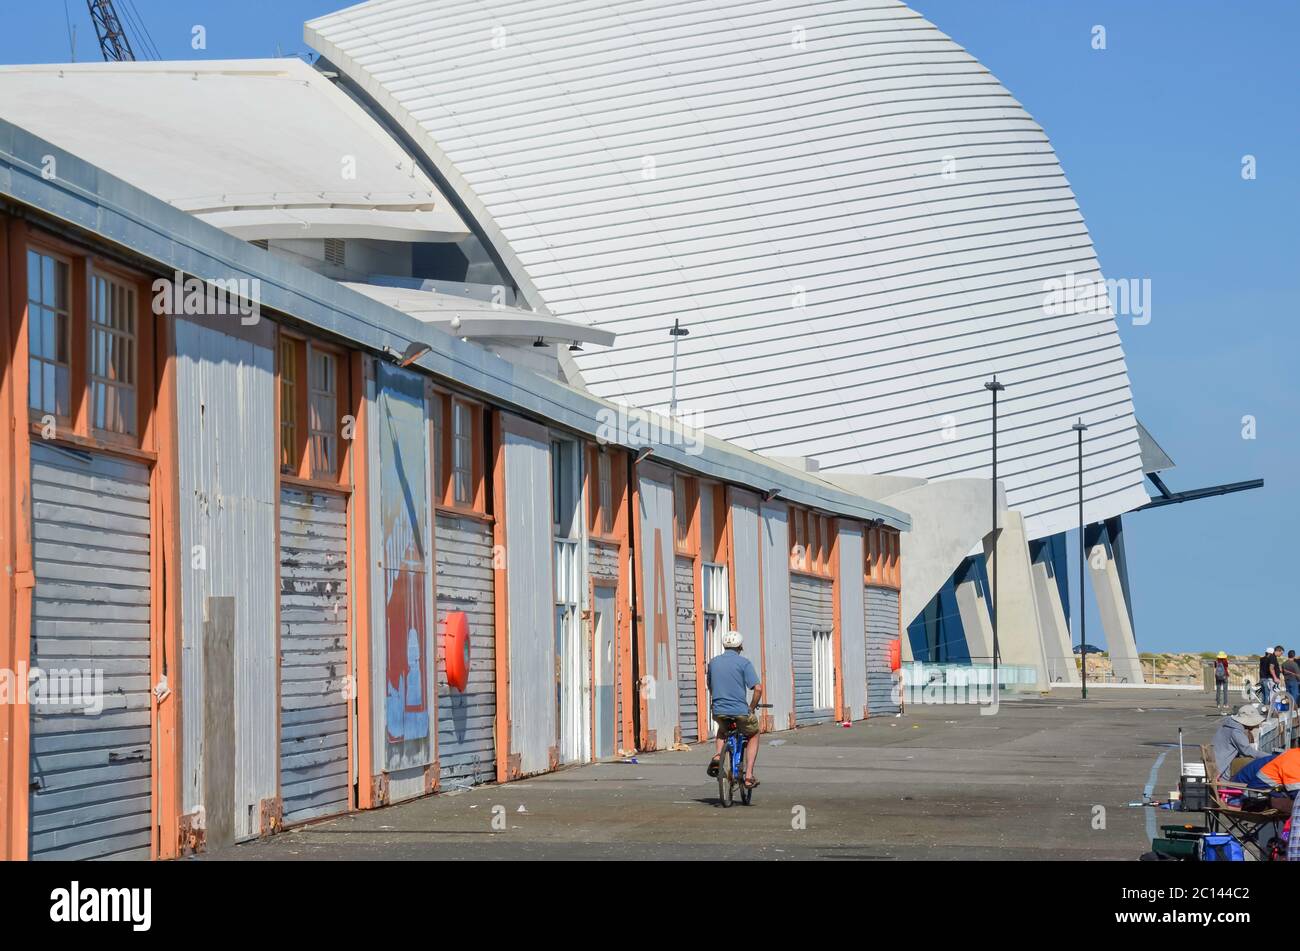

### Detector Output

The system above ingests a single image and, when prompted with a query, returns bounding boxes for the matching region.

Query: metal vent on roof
[324,238,345,267]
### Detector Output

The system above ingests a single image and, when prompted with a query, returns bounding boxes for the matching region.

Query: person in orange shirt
[1258,748,1300,793]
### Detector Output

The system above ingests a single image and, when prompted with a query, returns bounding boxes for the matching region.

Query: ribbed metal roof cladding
[0,118,907,530]
[306,0,1150,541]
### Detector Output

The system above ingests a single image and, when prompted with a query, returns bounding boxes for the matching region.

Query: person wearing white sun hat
[705,630,764,788]
[1212,703,1265,781]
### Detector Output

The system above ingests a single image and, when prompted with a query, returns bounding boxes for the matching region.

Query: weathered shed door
[866,586,902,715]
[500,413,555,776]
[28,443,152,860]
[368,361,437,804]
[278,487,351,824]
[435,512,496,787]
[593,586,617,759]
[837,521,867,722]
[636,463,678,749]
[791,574,835,725]
[759,502,793,731]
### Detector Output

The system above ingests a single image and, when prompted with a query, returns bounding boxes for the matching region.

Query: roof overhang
[344,283,616,346]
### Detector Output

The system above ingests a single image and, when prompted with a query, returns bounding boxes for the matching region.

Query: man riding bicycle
[706,629,763,789]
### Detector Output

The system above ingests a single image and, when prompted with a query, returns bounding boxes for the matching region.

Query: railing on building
[900,661,1039,705]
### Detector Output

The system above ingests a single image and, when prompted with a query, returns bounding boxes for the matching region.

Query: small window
[27,250,71,418]
[673,475,696,553]
[89,273,138,435]
[279,336,299,470]
[432,394,445,500]
[308,348,338,479]
[597,450,612,535]
[702,562,729,661]
[452,401,474,505]
[812,630,834,710]
[790,509,810,571]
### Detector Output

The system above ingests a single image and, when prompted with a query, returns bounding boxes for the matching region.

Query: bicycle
[716,704,771,808]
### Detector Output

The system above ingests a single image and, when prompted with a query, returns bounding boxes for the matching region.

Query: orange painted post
[0,216,14,861]
[631,464,650,750]
[149,301,183,858]
[348,352,375,808]
[5,219,33,859]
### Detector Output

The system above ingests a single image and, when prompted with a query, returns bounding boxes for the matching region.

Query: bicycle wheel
[719,738,735,808]
[716,747,729,807]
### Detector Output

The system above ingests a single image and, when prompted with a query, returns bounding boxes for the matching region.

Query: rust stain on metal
[177,812,206,856]
[506,753,521,781]
[673,725,681,745]
[259,796,283,837]
[644,729,657,751]
[547,746,559,771]
[371,773,390,807]
[423,763,439,795]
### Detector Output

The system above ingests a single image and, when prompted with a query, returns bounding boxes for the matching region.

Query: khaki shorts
[714,713,760,738]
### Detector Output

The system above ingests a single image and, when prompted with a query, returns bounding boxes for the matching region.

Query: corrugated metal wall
[434,512,496,787]
[838,521,867,722]
[791,574,834,726]
[501,414,555,775]
[636,466,678,748]
[176,319,277,845]
[759,502,793,731]
[674,556,697,743]
[28,444,152,860]
[278,487,350,825]
[866,586,902,716]
[729,492,761,675]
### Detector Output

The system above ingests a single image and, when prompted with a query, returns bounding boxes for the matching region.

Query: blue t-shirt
[707,650,759,716]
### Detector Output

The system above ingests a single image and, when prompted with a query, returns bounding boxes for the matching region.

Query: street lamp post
[1073,417,1089,700]
[668,318,689,416]
[983,376,1006,691]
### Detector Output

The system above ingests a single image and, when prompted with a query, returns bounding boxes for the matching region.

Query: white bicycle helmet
[721,629,744,650]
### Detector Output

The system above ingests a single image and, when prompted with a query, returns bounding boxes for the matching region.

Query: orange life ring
[444,611,471,691]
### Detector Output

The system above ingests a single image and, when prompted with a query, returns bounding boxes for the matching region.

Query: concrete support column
[1086,519,1144,684]
[954,566,995,663]
[982,510,1047,687]
[1029,539,1079,685]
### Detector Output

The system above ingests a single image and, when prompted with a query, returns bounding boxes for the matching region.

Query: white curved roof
[308,0,1147,539]
[0,58,468,242]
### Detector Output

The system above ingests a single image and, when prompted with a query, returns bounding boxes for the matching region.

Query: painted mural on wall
[378,364,432,771]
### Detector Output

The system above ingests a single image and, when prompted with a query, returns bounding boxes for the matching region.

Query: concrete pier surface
[215,689,1221,861]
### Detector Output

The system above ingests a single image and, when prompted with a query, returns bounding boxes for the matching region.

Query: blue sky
[2,2,1295,654]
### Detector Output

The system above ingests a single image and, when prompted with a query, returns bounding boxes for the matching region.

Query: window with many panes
[278,332,348,484]
[88,272,138,436]
[431,391,485,514]
[452,400,474,505]
[27,250,71,419]
[307,347,338,478]
[812,629,834,709]
[279,336,298,469]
